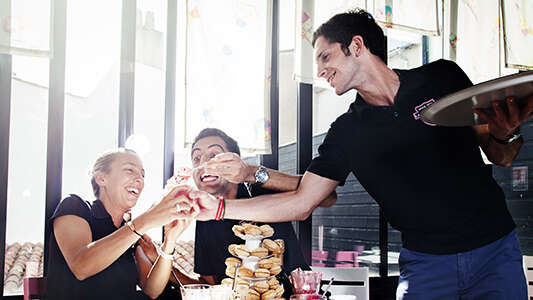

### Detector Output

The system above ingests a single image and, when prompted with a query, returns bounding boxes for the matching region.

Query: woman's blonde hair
[90,148,137,198]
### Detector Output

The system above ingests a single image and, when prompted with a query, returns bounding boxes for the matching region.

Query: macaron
[244,224,262,236]
[248,288,261,300]
[221,278,234,286]
[258,258,273,269]
[254,268,271,278]
[267,276,279,288]
[275,239,285,253]
[251,247,269,258]
[228,244,238,256]
[269,257,282,265]
[259,224,274,237]
[232,225,245,235]
[235,245,251,257]
[274,285,284,297]
[252,281,270,293]
[262,239,281,254]
[237,267,254,278]
[261,289,278,300]
[269,265,282,275]
[225,257,242,268]
[225,266,236,277]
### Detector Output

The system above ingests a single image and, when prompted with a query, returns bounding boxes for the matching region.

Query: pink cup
[290,295,327,300]
[290,270,323,295]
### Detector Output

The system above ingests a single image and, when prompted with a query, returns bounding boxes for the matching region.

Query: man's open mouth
[201,174,219,182]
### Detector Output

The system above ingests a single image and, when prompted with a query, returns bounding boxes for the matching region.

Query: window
[62,0,121,201]
[129,0,168,241]
[4,56,49,296]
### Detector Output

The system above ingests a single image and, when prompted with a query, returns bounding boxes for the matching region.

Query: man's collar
[350,68,405,115]
[350,93,370,115]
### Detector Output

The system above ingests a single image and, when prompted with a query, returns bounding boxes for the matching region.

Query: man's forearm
[225,191,314,222]
[245,165,300,192]
[225,171,339,222]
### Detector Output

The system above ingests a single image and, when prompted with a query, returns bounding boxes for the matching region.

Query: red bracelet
[215,196,225,220]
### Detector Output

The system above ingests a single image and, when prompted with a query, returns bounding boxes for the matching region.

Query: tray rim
[421,71,533,126]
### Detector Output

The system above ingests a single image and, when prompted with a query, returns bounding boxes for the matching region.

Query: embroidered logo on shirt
[413,99,436,126]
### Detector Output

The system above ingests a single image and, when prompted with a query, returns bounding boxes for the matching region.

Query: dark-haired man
[191,9,533,299]
[190,128,313,285]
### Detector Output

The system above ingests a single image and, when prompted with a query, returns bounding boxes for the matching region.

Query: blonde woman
[47,148,195,300]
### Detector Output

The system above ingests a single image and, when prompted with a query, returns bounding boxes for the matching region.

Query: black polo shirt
[194,184,310,283]
[308,59,515,254]
[47,195,141,300]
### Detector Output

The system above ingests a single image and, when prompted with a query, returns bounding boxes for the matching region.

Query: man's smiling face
[191,135,232,195]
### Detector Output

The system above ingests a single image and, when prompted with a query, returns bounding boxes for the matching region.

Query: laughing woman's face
[97,152,145,210]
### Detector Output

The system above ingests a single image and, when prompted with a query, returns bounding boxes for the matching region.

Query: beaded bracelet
[156,243,177,260]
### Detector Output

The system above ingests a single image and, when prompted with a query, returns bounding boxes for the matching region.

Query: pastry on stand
[222,223,287,300]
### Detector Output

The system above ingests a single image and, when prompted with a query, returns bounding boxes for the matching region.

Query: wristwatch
[254,166,270,185]
[490,132,522,145]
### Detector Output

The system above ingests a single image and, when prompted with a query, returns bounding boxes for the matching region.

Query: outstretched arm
[203,153,337,207]
[192,171,339,222]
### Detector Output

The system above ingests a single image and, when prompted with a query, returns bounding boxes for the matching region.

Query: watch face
[256,167,269,183]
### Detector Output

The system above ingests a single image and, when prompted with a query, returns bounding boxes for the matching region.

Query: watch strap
[490,132,521,145]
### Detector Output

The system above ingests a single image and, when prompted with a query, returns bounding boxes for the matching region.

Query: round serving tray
[421,71,533,126]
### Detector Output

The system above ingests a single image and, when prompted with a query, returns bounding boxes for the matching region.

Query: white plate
[421,71,533,126]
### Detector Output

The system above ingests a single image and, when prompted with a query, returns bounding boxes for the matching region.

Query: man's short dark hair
[192,128,241,156]
[312,8,385,62]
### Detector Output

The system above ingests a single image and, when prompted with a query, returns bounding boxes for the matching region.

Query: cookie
[259,224,274,237]
[267,276,279,288]
[274,285,284,297]
[237,267,254,278]
[258,258,273,269]
[269,257,282,265]
[252,281,270,293]
[262,239,281,254]
[254,268,271,278]
[248,288,261,300]
[244,224,262,236]
[261,289,278,300]
[225,257,242,268]
[251,247,268,258]
[275,239,285,253]
[235,245,251,257]
[232,225,245,235]
[228,244,239,256]
[269,265,282,275]
[225,266,236,277]
[221,278,234,286]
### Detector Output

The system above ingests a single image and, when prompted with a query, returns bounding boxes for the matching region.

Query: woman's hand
[135,185,197,233]
[164,219,192,244]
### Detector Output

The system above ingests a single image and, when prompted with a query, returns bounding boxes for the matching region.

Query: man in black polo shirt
[190,128,310,286]
[192,9,533,299]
